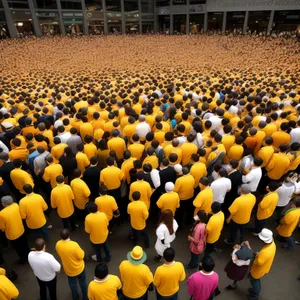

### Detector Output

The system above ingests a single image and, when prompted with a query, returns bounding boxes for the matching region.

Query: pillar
[55,0,65,35]
[204,11,208,32]
[28,0,42,36]
[243,11,249,34]
[102,0,108,34]
[186,12,189,34]
[121,0,125,34]
[267,10,274,35]
[222,11,227,33]
[138,0,142,33]
[1,0,17,38]
[81,0,88,35]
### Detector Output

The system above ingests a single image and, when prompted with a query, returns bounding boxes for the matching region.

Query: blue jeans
[248,274,261,299]
[67,269,88,300]
[156,289,178,300]
[30,225,49,239]
[187,252,200,269]
[229,220,246,244]
[285,235,294,249]
[132,228,150,248]
[92,240,111,262]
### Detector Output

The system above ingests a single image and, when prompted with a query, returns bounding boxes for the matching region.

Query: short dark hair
[199,177,209,186]
[88,202,98,213]
[254,157,263,167]
[267,181,280,192]
[107,156,115,166]
[201,255,215,272]
[211,202,222,214]
[23,184,33,194]
[60,229,70,240]
[137,171,144,180]
[34,238,45,251]
[163,247,175,262]
[132,191,140,201]
[230,159,239,169]
[13,159,22,168]
[94,263,108,279]
[56,175,64,184]
[99,184,108,195]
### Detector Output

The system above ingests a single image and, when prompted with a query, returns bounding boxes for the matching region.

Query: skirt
[224,260,249,281]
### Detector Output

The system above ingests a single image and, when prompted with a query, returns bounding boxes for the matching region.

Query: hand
[226,217,231,224]
[242,241,250,247]
[188,236,193,242]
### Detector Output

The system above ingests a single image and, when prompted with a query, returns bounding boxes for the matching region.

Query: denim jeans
[254,218,268,234]
[92,240,111,262]
[229,220,246,244]
[248,274,261,299]
[155,289,178,300]
[30,225,49,239]
[205,242,216,256]
[67,269,88,300]
[132,228,150,248]
[285,235,294,249]
[187,252,200,269]
[62,214,77,231]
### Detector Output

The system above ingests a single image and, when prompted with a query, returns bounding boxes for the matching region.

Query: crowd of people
[0,34,299,300]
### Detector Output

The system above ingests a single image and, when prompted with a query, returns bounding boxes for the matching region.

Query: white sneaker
[91,255,97,261]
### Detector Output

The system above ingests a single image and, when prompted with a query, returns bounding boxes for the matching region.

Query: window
[273,10,300,32]
[189,14,204,34]
[207,12,223,31]
[156,0,170,7]
[60,0,82,10]
[35,0,57,9]
[173,14,186,33]
[85,0,103,11]
[124,0,138,12]
[189,0,205,3]
[106,0,121,12]
[173,0,186,5]
[226,11,245,32]
[7,0,29,9]
[141,0,154,14]
[248,11,270,34]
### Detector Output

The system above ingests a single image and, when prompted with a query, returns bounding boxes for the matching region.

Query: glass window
[189,0,205,3]
[37,12,60,36]
[248,11,270,34]
[64,18,83,34]
[7,0,29,9]
[141,0,154,14]
[107,18,121,33]
[35,0,57,9]
[124,0,138,12]
[142,21,154,33]
[226,11,245,33]
[273,10,300,32]
[207,12,223,31]
[189,14,204,34]
[88,20,104,34]
[12,10,34,37]
[158,15,170,33]
[85,0,103,11]
[106,0,121,12]
[156,0,170,7]
[173,14,186,33]
[60,0,82,10]
[173,0,186,5]
[0,11,9,39]
[0,1,3,8]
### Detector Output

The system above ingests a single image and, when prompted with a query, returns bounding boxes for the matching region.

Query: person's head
[106,156,115,166]
[137,171,144,181]
[253,157,263,167]
[60,229,70,240]
[23,184,33,194]
[34,238,46,252]
[123,150,131,160]
[163,247,175,263]
[77,143,84,152]
[94,263,109,280]
[1,195,13,207]
[218,168,227,178]
[199,176,209,190]
[211,202,222,214]
[182,166,189,175]
[169,153,178,164]
[165,182,174,192]
[266,181,280,192]
[230,159,239,169]
[279,144,289,153]
[132,191,140,201]
[264,136,273,145]
[73,168,82,178]
[258,228,273,244]
[292,197,300,208]
[158,209,174,235]
[172,139,179,148]
[88,202,98,213]
[194,210,207,224]
[13,159,22,169]
[239,184,251,195]
[56,175,64,184]
[201,255,215,272]
[99,184,108,195]
[90,156,97,166]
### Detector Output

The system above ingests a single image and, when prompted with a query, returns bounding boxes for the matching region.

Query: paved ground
[2,213,300,300]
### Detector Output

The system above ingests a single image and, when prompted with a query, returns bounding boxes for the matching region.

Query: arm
[51,192,56,209]
[76,244,85,260]
[42,199,48,211]
[153,270,160,288]
[187,276,195,297]
[85,219,91,234]
[151,170,161,189]
[242,171,253,184]
[50,255,61,273]
[259,196,271,210]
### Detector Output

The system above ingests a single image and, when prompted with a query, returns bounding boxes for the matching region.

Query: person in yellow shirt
[123,116,137,143]
[156,182,180,215]
[107,130,126,161]
[75,144,90,175]
[129,172,152,210]
[271,122,291,149]
[0,196,29,264]
[180,135,198,166]
[10,159,34,199]
[128,134,145,160]
[164,139,182,165]
[88,263,122,300]
[226,136,244,162]
[43,155,63,189]
[154,247,186,299]
[0,267,19,300]
[174,167,195,228]
[80,117,94,141]
[85,203,110,262]
[256,137,274,168]
[95,185,120,231]
[254,182,279,234]
[205,202,224,255]
[121,150,136,185]
[83,135,97,161]
[190,154,207,193]
[51,137,68,162]
[193,177,213,215]
[143,147,159,170]
[8,138,29,161]
[55,229,88,300]
[19,184,49,238]
[119,246,153,299]
[248,229,276,300]
[225,184,256,244]
[127,191,150,248]
[276,197,300,250]
[51,175,76,231]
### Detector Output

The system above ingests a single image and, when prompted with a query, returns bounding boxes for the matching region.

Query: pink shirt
[187,271,219,300]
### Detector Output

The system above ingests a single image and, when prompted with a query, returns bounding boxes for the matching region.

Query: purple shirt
[187,271,219,300]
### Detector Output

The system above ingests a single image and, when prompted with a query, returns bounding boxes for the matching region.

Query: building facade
[0,0,299,38]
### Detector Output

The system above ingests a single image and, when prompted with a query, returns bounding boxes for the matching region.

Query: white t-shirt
[136,122,151,138]
[242,167,262,192]
[290,128,300,144]
[211,177,232,204]
[277,182,296,207]
[28,251,61,282]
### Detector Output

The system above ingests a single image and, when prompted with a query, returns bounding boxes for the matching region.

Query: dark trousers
[10,233,29,262]
[67,269,88,300]
[176,198,194,228]
[275,206,285,223]
[132,228,150,248]
[229,220,247,244]
[37,276,57,300]
[30,224,49,239]
[62,214,77,231]
[205,242,216,256]
[123,291,148,300]
[254,217,268,234]
[92,240,111,262]
[156,289,178,300]
[248,274,261,299]
[187,252,201,269]
[75,207,87,221]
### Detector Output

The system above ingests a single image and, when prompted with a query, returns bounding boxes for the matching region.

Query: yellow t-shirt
[123,124,137,142]
[51,184,75,218]
[174,175,195,200]
[88,275,122,300]
[271,131,291,149]
[70,178,91,210]
[256,146,274,168]
[80,123,94,141]
[193,187,213,215]
[250,241,276,279]
[95,195,118,221]
[107,137,127,160]
[119,260,153,299]
[19,193,48,229]
[229,194,256,224]
[100,166,124,190]
[51,143,68,162]
[257,192,278,220]
[190,162,207,188]
[76,152,90,175]
[164,145,182,164]
[266,153,290,180]
[127,201,149,230]
[121,157,136,184]
[227,144,244,161]
[277,208,300,237]
[180,143,198,166]
[10,168,34,194]
[0,203,24,240]
[154,262,186,296]
[0,274,19,300]
[143,155,159,170]
[56,240,85,277]
[128,143,145,160]
[157,192,180,215]
[85,212,108,244]
[43,163,63,188]
[206,212,224,244]
[84,143,97,160]
[129,181,152,209]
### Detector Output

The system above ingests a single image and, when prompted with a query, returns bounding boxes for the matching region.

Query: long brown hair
[157,210,174,235]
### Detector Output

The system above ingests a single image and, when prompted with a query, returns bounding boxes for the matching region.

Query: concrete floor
[3,213,300,300]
